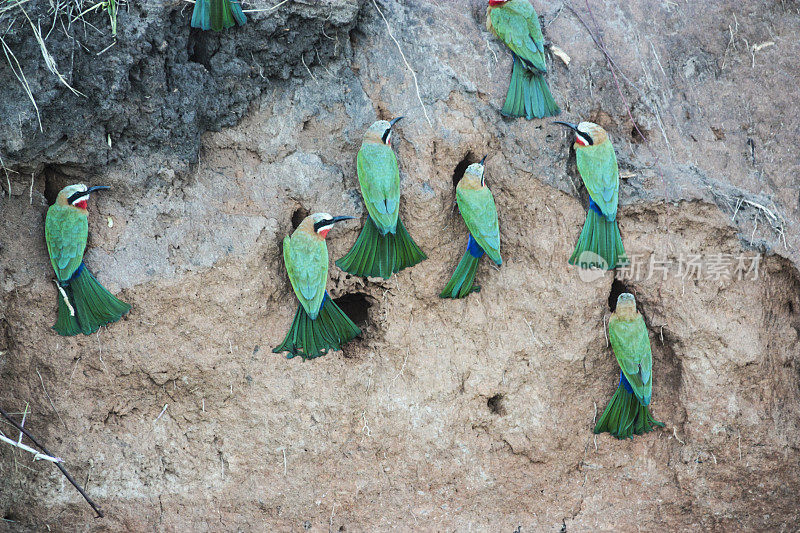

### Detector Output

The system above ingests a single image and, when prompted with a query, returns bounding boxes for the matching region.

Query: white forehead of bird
[60,184,89,204]
[462,162,486,185]
[311,212,334,224]
[576,122,608,144]
[367,120,391,135]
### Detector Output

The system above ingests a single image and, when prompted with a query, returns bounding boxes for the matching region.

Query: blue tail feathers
[619,371,634,394]
[467,234,485,258]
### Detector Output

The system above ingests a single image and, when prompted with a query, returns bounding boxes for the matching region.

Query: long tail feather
[501,55,560,119]
[273,294,361,360]
[529,73,560,118]
[594,373,663,439]
[501,55,527,118]
[440,234,483,299]
[229,0,246,26]
[569,207,627,270]
[53,285,82,337]
[336,216,426,279]
[191,0,211,30]
[192,0,246,31]
[53,264,130,336]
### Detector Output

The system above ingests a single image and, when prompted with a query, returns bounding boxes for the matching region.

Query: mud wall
[1,0,799,530]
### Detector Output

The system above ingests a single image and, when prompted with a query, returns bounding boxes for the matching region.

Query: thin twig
[36,369,67,430]
[0,406,104,517]
[243,0,290,12]
[154,404,168,422]
[371,0,432,127]
[0,430,63,462]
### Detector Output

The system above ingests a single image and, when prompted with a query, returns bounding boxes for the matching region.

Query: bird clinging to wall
[45,184,130,336]
[273,213,361,360]
[336,118,426,279]
[486,0,560,119]
[554,120,627,270]
[440,157,502,299]
[594,293,664,439]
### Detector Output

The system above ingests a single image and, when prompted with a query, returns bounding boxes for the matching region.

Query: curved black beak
[331,216,355,224]
[389,116,404,127]
[480,155,487,165]
[552,121,579,131]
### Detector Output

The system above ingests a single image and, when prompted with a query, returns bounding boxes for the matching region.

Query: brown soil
[1,0,799,531]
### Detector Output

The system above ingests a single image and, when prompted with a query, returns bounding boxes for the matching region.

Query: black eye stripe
[381,128,391,143]
[67,191,89,203]
[577,130,594,145]
[313,220,334,232]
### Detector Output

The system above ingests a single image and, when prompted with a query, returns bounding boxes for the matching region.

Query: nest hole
[43,165,70,205]
[630,123,650,144]
[452,151,478,189]
[333,292,371,327]
[187,31,212,69]
[487,393,506,416]
[291,206,309,229]
[608,278,633,311]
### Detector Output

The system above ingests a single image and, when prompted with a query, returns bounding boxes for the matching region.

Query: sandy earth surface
[1,0,799,531]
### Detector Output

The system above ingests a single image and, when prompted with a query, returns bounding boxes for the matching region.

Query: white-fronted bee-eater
[594,293,664,439]
[554,120,628,270]
[45,184,130,336]
[336,118,426,279]
[486,0,560,119]
[440,157,502,298]
[273,213,361,360]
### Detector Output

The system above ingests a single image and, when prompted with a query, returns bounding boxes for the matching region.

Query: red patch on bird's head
[488,0,508,5]
[74,199,88,210]
[574,135,589,147]
[319,228,331,239]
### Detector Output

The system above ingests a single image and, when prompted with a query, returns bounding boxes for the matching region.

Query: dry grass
[0,0,124,131]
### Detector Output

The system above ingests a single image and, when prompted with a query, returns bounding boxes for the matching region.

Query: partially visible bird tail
[336,216,426,279]
[273,293,361,360]
[594,372,664,439]
[569,207,627,270]
[501,55,560,119]
[53,264,130,336]
[440,234,484,299]
[191,0,246,31]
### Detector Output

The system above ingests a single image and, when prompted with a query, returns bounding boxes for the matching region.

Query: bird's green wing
[576,140,619,220]
[283,233,328,318]
[490,2,546,72]
[457,186,502,264]
[44,205,88,282]
[609,314,653,404]
[357,144,400,233]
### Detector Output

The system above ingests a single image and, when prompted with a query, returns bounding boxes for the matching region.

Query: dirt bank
[1,0,799,530]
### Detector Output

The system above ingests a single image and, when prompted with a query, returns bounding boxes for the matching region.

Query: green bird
[594,293,664,439]
[486,0,560,119]
[191,0,246,31]
[554,120,627,270]
[273,213,361,360]
[45,184,130,336]
[336,118,426,279]
[440,157,502,298]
